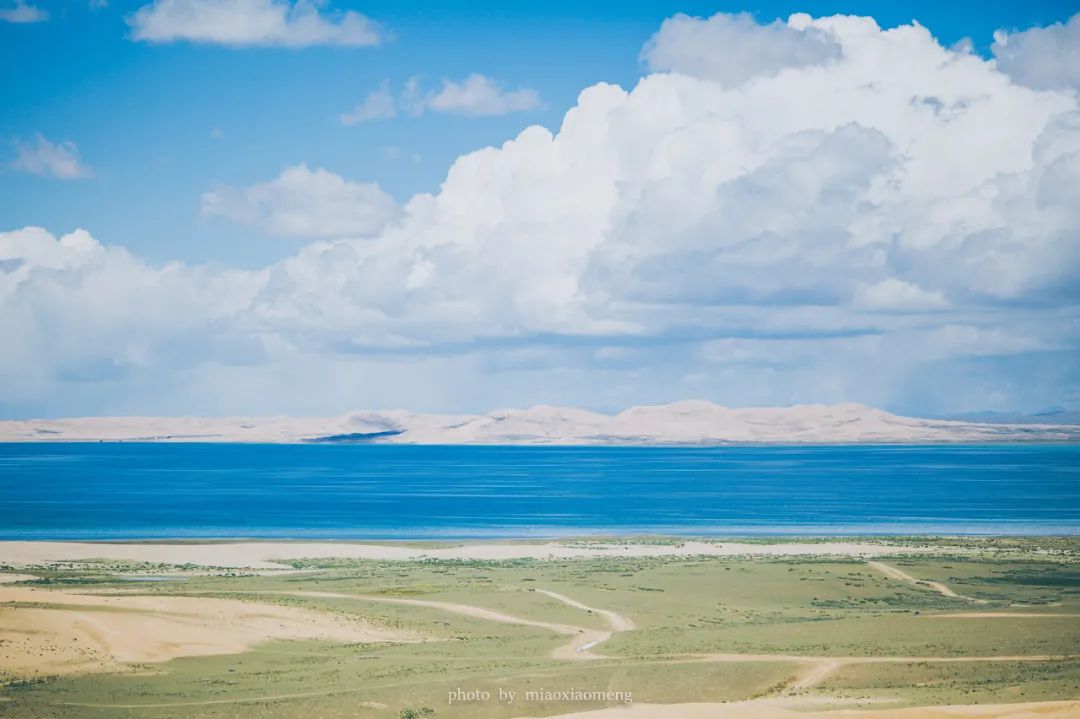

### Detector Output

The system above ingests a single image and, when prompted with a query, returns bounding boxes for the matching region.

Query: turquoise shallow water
[0,443,1077,539]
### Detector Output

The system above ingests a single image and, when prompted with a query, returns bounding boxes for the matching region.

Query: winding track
[279,588,633,659]
[867,561,988,603]
[532,588,636,657]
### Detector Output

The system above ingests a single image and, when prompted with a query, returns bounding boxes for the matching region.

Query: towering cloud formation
[2,13,1079,416]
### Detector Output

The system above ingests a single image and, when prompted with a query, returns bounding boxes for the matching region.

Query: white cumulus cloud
[10,134,92,180]
[200,164,400,238]
[3,12,1080,416]
[128,0,384,47]
[0,227,263,412]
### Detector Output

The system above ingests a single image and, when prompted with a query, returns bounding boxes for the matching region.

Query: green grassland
[1,538,1078,718]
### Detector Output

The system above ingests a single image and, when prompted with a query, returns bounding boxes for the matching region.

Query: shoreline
[2,533,1079,543]
[3,526,1079,541]
[0,536,1068,570]
[2,439,1080,447]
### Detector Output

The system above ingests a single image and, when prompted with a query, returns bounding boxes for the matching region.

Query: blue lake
[0,443,1077,539]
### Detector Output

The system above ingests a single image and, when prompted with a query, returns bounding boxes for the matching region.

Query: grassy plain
[0,537,1077,719]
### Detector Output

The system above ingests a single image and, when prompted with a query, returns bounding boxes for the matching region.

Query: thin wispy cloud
[0,0,48,23]
[339,80,398,124]
[128,0,385,48]
[380,146,421,163]
[10,134,92,180]
[341,74,543,124]
[426,74,544,116]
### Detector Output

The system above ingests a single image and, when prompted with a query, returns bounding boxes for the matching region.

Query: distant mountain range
[2,401,1078,444]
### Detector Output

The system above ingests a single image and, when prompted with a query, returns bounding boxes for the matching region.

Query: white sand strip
[0,540,938,570]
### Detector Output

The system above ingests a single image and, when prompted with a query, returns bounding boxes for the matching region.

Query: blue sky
[1,0,1078,417]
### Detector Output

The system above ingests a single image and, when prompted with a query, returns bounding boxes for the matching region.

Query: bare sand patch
[512,699,1080,719]
[0,541,940,570]
[0,572,38,584]
[0,586,415,679]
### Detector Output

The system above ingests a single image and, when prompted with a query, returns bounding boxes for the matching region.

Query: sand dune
[0,586,415,679]
[1,401,1074,444]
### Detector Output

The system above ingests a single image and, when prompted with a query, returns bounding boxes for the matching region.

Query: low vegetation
[1,538,1077,718]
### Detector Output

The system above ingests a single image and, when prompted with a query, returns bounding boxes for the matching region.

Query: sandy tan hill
[0,401,1075,444]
